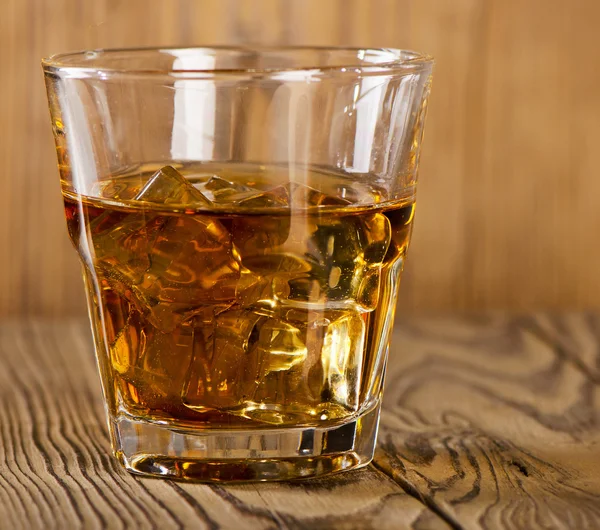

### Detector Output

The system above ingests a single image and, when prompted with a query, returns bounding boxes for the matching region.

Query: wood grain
[377,314,600,529]
[1,0,600,317]
[1,316,600,528]
[0,319,441,530]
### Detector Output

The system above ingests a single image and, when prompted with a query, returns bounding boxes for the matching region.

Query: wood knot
[509,459,529,477]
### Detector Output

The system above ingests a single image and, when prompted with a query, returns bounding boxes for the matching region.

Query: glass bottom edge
[111,401,381,482]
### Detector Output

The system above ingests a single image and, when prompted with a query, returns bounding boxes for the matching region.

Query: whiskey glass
[43,46,433,481]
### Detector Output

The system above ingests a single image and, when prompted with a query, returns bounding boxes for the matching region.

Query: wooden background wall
[1,0,599,317]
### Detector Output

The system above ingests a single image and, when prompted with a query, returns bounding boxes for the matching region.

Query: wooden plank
[3,316,600,528]
[284,0,344,46]
[377,314,600,528]
[2,0,600,317]
[397,0,489,313]
[400,0,600,313]
[0,319,440,530]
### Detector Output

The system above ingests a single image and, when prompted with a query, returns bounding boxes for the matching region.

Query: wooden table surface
[1,315,599,529]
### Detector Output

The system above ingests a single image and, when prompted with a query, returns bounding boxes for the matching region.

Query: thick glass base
[112,402,381,482]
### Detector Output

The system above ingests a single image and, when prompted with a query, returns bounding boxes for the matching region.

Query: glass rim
[42,45,434,79]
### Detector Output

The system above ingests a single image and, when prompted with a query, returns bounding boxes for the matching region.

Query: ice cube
[87,166,209,280]
[196,176,253,203]
[90,213,165,285]
[247,311,364,420]
[299,212,391,308]
[240,316,309,423]
[182,310,266,410]
[228,203,320,308]
[102,287,139,375]
[235,273,292,310]
[251,318,308,373]
[229,192,391,310]
[233,252,319,311]
[136,166,212,206]
[203,175,240,192]
[317,310,365,410]
[287,182,351,208]
[304,216,364,302]
[234,185,289,208]
[113,316,198,412]
[201,179,350,208]
[98,212,240,332]
[183,311,307,413]
[182,307,364,423]
[135,214,241,304]
[136,321,196,386]
[132,168,237,319]
[241,253,313,276]
[230,202,391,310]
[89,166,244,331]
[356,269,382,310]
[360,213,393,266]
[100,284,196,397]
[231,214,291,254]
[274,308,365,412]
[194,177,290,207]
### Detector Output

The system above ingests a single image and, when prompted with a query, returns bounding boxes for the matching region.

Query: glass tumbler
[43,46,433,482]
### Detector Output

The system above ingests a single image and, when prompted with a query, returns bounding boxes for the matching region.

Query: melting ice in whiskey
[63,163,414,428]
